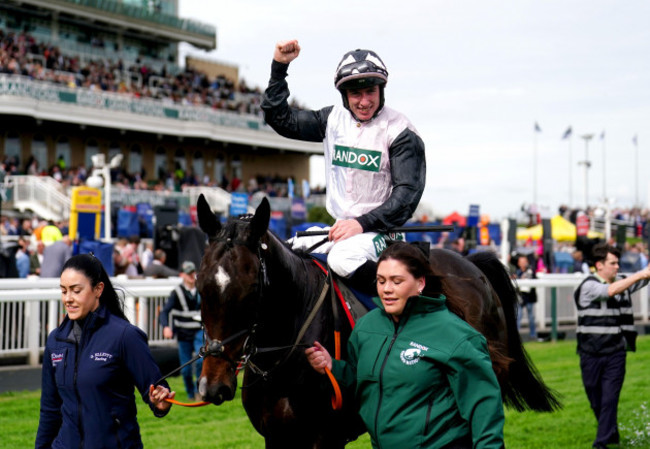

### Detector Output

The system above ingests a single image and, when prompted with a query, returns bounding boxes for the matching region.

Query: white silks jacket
[262,60,426,275]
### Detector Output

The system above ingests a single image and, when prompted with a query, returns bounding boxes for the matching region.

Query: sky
[178,0,650,221]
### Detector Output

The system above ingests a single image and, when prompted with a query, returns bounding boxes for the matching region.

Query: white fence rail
[5,175,71,221]
[1,275,649,367]
[0,277,181,366]
[516,273,649,339]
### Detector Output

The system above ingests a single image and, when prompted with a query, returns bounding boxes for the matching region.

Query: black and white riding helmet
[334,49,388,91]
[334,49,389,119]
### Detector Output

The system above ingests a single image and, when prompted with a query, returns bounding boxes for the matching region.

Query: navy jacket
[36,305,169,449]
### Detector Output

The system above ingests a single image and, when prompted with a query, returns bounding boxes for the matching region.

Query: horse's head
[195,193,270,405]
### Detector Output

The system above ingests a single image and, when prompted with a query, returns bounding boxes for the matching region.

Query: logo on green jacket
[332,145,382,172]
[400,341,429,366]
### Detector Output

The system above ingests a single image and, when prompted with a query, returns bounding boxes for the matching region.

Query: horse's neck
[258,235,324,339]
[266,233,313,289]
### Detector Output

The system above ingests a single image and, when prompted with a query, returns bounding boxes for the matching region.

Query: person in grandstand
[36,254,174,449]
[305,242,504,448]
[261,40,426,295]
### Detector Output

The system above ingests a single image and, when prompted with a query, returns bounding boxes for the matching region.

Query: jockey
[261,40,426,294]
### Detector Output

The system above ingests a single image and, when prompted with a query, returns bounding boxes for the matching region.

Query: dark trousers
[579,350,626,447]
[178,329,204,397]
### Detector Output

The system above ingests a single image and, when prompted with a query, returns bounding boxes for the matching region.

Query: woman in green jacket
[306,242,504,448]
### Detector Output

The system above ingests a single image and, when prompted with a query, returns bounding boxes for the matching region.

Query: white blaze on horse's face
[215,265,231,293]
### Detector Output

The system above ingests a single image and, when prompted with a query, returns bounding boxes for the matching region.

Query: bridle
[200,327,250,372]
[201,228,329,383]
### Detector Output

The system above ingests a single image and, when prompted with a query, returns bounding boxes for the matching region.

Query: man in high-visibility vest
[574,243,650,449]
[160,261,202,401]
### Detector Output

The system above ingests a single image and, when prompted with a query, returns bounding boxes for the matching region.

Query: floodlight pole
[633,137,639,206]
[579,134,593,209]
[102,164,112,242]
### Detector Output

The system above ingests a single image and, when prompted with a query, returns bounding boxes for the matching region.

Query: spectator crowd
[0,28,271,115]
[0,28,323,199]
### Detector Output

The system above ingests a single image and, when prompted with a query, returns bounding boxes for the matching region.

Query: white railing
[183,186,233,215]
[516,273,649,340]
[1,274,648,367]
[5,175,71,221]
[0,277,181,366]
[3,176,235,221]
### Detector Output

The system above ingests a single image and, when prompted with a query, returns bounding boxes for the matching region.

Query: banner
[467,204,480,228]
[229,192,249,217]
[291,198,306,220]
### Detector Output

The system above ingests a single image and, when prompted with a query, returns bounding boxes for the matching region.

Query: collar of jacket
[371,294,447,319]
[57,304,108,342]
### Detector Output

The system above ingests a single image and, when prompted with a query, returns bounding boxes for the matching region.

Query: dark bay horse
[195,195,560,448]
[196,194,364,448]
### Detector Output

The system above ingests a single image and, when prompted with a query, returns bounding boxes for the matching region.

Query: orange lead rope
[149,358,249,408]
[324,367,343,410]
[326,329,343,410]
[312,260,345,411]
[163,397,210,407]
[149,385,210,408]
[334,330,341,361]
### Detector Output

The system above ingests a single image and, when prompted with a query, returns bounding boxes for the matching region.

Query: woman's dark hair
[377,242,433,279]
[62,254,128,321]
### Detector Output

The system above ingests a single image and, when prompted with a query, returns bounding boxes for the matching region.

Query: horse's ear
[249,197,270,242]
[197,194,221,237]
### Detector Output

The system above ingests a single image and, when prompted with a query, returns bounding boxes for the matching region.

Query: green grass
[2,336,649,448]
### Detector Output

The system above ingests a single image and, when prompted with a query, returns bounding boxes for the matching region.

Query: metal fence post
[642,285,649,322]
[551,287,558,342]
[125,295,136,325]
[48,299,59,339]
[138,298,148,333]
[537,287,547,331]
[27,301,40,366]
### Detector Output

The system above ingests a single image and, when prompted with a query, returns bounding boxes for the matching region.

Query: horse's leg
[240,379,265,436]
[258,397,316,449]
[255,393,349,449]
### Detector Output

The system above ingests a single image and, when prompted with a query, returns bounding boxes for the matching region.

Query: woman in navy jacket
[36,254,175,449]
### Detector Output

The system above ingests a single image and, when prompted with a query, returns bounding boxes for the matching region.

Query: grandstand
[0,0,321,221]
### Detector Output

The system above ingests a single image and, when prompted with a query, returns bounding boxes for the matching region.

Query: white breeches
[289,226,387,278]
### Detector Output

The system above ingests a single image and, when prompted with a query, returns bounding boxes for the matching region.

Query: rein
[238,261,330,388]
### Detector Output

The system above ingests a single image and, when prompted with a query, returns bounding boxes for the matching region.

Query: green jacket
[332,294,504,449]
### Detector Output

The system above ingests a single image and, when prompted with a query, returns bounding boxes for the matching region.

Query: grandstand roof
[5,0,216,49]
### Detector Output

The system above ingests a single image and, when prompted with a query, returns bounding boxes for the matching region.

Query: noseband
[199,327,252,373]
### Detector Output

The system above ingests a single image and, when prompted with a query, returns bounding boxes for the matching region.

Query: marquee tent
[442,211,467,227]
[516,215,602,242]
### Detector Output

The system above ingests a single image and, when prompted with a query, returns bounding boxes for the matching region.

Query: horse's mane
[265,230,321,285]
[224,214,324,301]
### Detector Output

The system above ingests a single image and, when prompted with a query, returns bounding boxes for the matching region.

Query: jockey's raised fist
[274,39,301,64]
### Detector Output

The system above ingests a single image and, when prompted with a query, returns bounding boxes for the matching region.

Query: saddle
[311,240,431,329]
[310,253,374,329]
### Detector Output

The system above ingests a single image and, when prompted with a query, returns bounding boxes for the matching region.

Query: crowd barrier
[0,277,180,366]
[517,273,649,340]
[1,274,648,367]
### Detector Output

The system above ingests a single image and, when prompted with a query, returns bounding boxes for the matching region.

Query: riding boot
[346,260,378,297]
